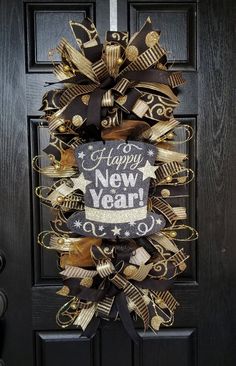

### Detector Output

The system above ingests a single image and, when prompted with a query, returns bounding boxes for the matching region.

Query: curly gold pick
[56,298,79,328]
[161,225,198,242]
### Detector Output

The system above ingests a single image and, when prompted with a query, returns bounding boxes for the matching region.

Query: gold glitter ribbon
[140,93,179,122]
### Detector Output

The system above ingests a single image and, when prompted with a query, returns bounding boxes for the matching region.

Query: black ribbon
[132,278,174,291]
[122,69,172,85]
[81,317,101,339]
[86,77,115,129]
[115,292,141,344]
[63,278,108,302]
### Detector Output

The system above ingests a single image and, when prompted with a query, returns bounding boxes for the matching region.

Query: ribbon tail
[116,292,141,345]
[86,88,106,127]
[81,317,101,339]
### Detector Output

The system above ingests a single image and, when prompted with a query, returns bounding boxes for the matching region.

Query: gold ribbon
[32,155,77,178]
[151,197,182,223]
[119,43,165,76]
[97,297,115,317]
[112,78,131,95]
[148,233,178,253]
[57,38,98,83]
[73,305,96,330]
[142,118,180,141]
[140,94,179,122]
[136,82,179,103]
[155,162,187,184]
[105,44,121,78]
[156,147,187,163]
[128,263,153,281]
[60,265,97,278]
[129,247,151,265]
[154,290,179,313]
[92,59,110,81]
[59,84,97,107]
[96,259,115,278]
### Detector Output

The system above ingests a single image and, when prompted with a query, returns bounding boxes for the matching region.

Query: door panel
[116,3,199,360]
[0,0,235,365]
[26,3,95,71]
[128,3,196,70]
[36,331,94,366]
[0,1,110,365]
[136,329,196,366]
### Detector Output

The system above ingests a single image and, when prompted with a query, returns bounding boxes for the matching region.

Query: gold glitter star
[138,160,158,180]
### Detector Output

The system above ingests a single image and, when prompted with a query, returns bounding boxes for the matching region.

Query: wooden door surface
[0,0,235,365]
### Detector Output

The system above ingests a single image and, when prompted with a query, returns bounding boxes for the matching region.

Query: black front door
[0,0,235,365]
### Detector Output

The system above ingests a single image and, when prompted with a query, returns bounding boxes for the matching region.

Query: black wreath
[33,18,198,342]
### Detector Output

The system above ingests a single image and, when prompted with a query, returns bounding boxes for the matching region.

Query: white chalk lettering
[82,147,143,171]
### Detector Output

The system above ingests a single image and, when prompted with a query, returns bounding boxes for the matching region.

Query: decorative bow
[56,242,184,342]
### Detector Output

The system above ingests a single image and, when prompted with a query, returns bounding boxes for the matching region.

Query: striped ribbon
[155,291,179,312]
[57,38,97,83]
[170,248,189,267]
[97,297,115,317]
[92,59,110,81]
[128,263,153,281]
[119,43,165,76]
[53,63,74,81]
[105,44,121,78]
[59,84,97,107]
[60,265,97,278]
[168,72,185,88]
[73,305,96,330]
[110,273,149,330]
[148,233,178,253]
[143,118,180,141]
[96,260,115,278]
[112,78,131,95]
[155,162,185,183]
[151,197,179,223]
[156,147,187,163]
